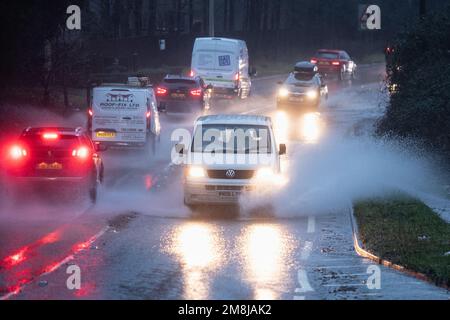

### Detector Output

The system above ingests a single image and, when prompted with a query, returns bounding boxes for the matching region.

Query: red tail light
[72,146,90,159]
[190,70,195,77]
[9,145,27,160]
[310,59,318,64]
[190,88,202,97]
[332,61,340,66]
[146,111,151,119]
[88,109,93,117]
[156,87,168,96]
[42,132,59,140]
[235,73,240,81]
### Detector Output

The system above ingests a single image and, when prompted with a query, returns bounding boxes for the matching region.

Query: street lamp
[209,0,215,37]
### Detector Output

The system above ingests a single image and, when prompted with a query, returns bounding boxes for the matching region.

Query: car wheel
[339,68,345,81]
[145,132,156,157]
[89,184,97,204]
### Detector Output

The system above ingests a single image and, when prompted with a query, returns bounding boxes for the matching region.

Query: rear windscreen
[163,79,197,86]
[21,135,79,149]
[317,52,339,59]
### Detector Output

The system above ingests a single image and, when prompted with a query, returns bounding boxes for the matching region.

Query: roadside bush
[377,7,450,156]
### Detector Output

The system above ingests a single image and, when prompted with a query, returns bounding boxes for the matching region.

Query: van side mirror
[279,144,287,156]
[277,81,284,85]
[95,143,108,152]
[175,144,186,155]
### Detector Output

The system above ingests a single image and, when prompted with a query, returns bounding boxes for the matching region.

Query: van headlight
[255,167,276,181]
[255,168,288,187]
[187,166,206,178]
[306,90,318,100]
[278,88,289,98]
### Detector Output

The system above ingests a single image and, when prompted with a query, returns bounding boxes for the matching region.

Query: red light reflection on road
[2,247,29,268]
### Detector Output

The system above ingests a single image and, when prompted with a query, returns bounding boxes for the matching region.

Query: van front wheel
[146,132,156,157]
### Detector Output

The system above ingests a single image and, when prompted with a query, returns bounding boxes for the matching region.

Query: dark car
[156,75,212,113]
[277,62,328,113]
[310,49,357,81]
[4,127,105,204]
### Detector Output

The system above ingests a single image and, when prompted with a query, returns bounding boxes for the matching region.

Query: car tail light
[190,70,195,77]
[88,109,93,117]
[156,87,167,96]
[310,59,318,64]
[9,145,27,160]
[72,146,90,159]
[146,111,152,119]
[332,61,340,66]
[190,88,202,97]
[42,132,59,140]
[235,73,240,81]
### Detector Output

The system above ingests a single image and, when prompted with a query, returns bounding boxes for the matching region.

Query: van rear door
[192,41,238,89]
[92,88,148,144]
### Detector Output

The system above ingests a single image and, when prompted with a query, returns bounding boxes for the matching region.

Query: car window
[163,79,197,86]
[192,124,272,154]
[21,135,79,149]
[317,52,339,59]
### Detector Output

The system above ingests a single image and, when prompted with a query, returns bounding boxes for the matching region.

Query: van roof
[93,85,153,92]
[195,37,244,44]
[195,114,272,126]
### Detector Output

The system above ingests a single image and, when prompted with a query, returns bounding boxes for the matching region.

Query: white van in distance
[88,84,160,150]
[191,37,255,99]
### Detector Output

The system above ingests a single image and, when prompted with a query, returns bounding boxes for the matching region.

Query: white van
[179,114,287,206]
[191,37,254,99]
[88,85,160,149]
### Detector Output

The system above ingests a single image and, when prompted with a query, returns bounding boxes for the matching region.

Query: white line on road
[301,241,313,260]
[307,216,316,233]
[295,269,315,294]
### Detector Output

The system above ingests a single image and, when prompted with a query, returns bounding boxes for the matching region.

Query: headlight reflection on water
[170,223,224,299]
[299,112,322,144]
[240,224,295,300]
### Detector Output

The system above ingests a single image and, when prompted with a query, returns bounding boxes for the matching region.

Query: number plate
[219,191,240,198]
[171,93,186,99]
[96,131,116,138]
[289,97,304,102]
[37,162,63,170]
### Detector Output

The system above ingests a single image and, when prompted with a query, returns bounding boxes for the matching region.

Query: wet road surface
[1,64,449,300]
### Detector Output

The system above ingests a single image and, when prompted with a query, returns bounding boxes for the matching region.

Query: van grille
[207,170,255,180]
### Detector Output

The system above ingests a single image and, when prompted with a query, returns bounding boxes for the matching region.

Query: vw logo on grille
[225,169,236,179]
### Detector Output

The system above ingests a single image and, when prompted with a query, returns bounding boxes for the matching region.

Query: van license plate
[219,191,239,198]
[96,132,116,138]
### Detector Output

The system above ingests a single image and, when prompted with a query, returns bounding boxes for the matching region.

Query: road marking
[307,216,316,233]
[301,241,313,260]
[295,269,314,294]
[0,226,109,300]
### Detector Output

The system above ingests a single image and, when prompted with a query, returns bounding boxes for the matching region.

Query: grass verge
[354,196,450,287]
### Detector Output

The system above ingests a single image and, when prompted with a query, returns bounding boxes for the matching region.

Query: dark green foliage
[377,6,450,155]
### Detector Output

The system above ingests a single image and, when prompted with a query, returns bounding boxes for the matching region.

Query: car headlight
[306,90,318,99]
[187,166,206,178]
[278,88,289,98]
